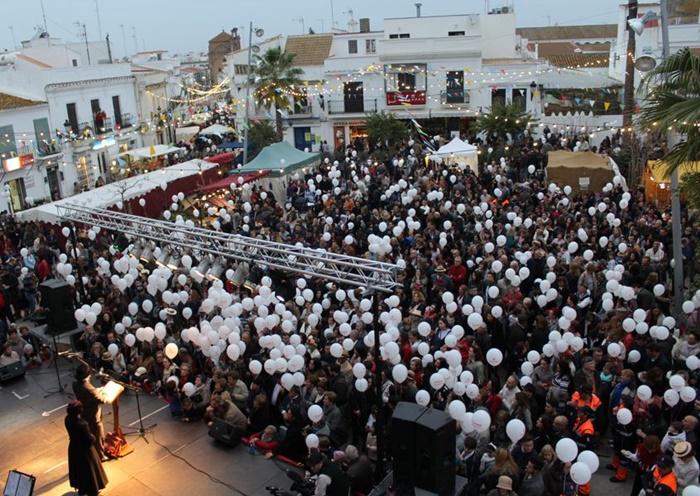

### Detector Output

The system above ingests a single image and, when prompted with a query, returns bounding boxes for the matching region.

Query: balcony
[328,98,378,115]
[440,90,470,105]
[288,106,313,118]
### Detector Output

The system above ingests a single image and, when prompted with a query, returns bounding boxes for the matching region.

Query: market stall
[644,160,697,208]
[546,150,615,193]
[429,137,478,175]
[235,142,321,205]
[15,159,220,225]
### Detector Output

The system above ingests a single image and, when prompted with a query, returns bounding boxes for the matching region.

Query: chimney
[359,18,370,33]
[415,3,422,17]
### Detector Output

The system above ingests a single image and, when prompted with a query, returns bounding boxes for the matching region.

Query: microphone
[58,350,80,357]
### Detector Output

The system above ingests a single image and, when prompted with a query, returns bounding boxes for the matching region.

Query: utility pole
[622,0,638,139]
[106,34,112,63]
[293,17,305,34]
[131,26,137,54]
[120,24,128,59]
[94,0,102,39]
[8,27,16,50]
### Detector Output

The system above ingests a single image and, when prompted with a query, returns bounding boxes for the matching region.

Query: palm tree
[637,47,700,174]
[250,47,304,142]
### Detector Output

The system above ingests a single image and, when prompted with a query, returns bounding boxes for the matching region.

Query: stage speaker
[414,407,456,496]
[391,402,456,496]
[391,402,426,488]
[208,418,242,447]
[39,279,76,334]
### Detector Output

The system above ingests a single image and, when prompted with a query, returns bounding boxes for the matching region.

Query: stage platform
[0,343,636,496]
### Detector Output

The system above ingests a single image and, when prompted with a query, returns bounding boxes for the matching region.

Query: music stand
[44,333,74,399]
[94,371,156,445]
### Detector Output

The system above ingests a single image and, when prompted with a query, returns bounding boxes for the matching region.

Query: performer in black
[72,363,107,460]
[65,400,108,496]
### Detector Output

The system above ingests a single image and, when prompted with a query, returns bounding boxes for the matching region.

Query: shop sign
[3,154,34,172]
[386,91,426,106]
[92,136,117,150]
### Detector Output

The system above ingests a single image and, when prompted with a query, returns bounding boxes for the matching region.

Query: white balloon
[556,438,578,463]
[570,461,592,485]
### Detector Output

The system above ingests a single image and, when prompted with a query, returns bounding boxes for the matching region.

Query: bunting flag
[589,100,596,107]
[410,117,435,152]
[620,104,626,110]
[575,97,581,105]
[149,145,156,156]
[604,102,611,111]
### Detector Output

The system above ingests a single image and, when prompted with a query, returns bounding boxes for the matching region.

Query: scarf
[611,378,632,408]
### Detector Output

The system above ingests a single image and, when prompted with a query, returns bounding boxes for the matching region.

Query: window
[71,59,78,66]
[513,88,527,110]
[234,65,248,75]
[365,39,376,54]
[448,31,465,36]
[33,118,51,155]
[112,96,122,128]
[0,124,16,157]
[66,103,78,134]
[389,33,410,39]
[492,88,507,107]
[445,71,465,103]
[343,82,364,113]
[397,73,416,91]
[348,40,358,54]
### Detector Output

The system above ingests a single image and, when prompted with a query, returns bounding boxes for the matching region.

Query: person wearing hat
[486,475,517,496]
[306,451,350,496]
[65,400,108,496]
[571,406,595,452]
[72,363,108,461]
[672,441,699,493]
[643,455,678,496]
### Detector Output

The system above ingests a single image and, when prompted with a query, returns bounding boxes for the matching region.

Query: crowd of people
[1,128,700,496]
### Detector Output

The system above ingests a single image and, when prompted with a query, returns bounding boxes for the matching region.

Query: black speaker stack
[391,402,456,496]
[39,279,76,335]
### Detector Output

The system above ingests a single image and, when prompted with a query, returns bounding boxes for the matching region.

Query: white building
[223,4,627,150]
[0,46,143,211]
[610,1,700,83]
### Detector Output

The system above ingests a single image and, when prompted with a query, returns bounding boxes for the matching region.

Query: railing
[327,98,378,115]
[440,90,470,105]
[288,106,313,117]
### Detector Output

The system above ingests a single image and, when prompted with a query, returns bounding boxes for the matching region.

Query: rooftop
[0,92,46,111]
[516,24,617,41]
[284,34,334,66]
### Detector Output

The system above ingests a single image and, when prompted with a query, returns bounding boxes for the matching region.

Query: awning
[219,142,245,149]
[205,152,235,165]
[119,144,183,159]
[200,124,235,136]
[199,170,271,193]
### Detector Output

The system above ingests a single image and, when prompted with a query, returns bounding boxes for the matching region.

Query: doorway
[7,178,26,213]
[293,127,312,151]
[46,166,62,200]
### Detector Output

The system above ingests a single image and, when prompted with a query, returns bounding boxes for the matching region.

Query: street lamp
[242,23,265,166]
[628,0,683,315]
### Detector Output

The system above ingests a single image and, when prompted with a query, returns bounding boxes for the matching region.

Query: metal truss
[58,204,399,293]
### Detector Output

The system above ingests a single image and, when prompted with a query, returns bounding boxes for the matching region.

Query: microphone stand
[44,334,74,399]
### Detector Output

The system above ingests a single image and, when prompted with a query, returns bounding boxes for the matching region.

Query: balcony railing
[440,90,470,105]
[288,106,313,117]
[327,98,378,115]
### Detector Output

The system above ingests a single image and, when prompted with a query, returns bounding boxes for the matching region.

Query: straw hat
[674,441,693,458]
[496,476,513,491]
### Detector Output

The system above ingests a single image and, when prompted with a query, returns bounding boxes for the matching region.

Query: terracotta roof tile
[547,53,610,68]
[284,34,333,66]
[517,24,617,41]
[0,93,45,111]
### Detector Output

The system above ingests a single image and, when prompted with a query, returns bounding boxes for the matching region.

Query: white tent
[431,137,478,174]
[16,159,216,225]
[119,144,183,160]
[199,124,234,137]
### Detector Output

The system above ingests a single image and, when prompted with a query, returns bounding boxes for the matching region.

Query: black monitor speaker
[391,402,456,496]
[39,279,76,335]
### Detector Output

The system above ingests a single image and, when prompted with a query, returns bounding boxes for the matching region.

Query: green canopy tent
[235,141,321,205]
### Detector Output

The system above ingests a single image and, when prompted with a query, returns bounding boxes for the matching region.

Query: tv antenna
[292,17,305,34]
[344,9,358,32]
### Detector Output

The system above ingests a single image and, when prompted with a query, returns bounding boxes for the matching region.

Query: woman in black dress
[65,400,108,496]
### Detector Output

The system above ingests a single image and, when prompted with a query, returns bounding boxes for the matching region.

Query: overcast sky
[4,0,622,57]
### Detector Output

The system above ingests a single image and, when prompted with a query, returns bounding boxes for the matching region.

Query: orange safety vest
[571,391,602,411]
[574,417,595,436]
[652,467,678,494]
